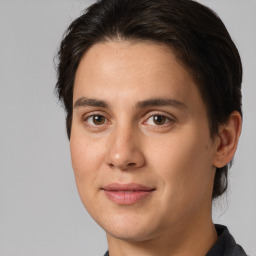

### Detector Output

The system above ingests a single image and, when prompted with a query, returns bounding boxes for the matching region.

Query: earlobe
[213,111,242,168]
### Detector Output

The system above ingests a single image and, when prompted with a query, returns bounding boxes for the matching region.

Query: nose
[105,125,145,170]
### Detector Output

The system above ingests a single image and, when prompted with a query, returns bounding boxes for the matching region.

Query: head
[56,0,242,200]
[55,0,242,240]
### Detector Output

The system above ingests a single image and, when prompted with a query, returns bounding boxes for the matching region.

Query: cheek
[148,126,214,200]
[70,132,105,188]
[69,132,108,221]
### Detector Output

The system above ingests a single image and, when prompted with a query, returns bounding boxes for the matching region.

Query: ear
[213,111,242,168]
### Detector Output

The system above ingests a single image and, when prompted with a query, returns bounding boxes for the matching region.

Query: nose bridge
[105,120,145,170]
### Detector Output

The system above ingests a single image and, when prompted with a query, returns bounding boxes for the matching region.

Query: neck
[107,209,217,256]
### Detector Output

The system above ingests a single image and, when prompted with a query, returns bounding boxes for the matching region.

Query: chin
[99,213,160,242]
[106,227,154,242]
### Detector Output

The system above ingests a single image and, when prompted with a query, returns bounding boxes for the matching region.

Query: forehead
[76,40,186,79]
[74,41,201,102]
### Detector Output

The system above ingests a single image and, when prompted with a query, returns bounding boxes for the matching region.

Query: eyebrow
[73,97,187,110]
[74,97,109,109]
[136,98,187,109]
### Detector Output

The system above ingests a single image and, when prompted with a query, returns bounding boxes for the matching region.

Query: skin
[70,41,241,256]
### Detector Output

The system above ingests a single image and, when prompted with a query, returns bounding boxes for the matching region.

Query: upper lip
[103,183,155,191]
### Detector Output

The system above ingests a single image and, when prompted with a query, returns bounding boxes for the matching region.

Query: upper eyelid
[143,111,176,120]
[82,111,110,120]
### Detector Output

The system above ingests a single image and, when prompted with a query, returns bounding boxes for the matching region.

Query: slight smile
[102,183,156,205]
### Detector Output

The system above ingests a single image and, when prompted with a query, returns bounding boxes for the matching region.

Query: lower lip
[104,190,154,205]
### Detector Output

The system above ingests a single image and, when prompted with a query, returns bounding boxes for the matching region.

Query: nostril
[108,162,136,169]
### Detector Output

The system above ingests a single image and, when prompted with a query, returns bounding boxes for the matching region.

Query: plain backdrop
[0,0,255,255]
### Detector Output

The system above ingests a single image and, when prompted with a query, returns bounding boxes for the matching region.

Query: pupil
[93,115,105,125]
[154,116,165,125]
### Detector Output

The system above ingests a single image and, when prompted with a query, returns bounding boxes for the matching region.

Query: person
[55,0,247,255]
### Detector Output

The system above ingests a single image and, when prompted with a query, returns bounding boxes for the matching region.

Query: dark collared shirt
[104,225,247,256]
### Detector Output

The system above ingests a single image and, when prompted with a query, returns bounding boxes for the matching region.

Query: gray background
[0,0,255,255]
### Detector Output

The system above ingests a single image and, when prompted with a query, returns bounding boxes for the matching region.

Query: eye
[145,114,173,126]
[85,115,107,126]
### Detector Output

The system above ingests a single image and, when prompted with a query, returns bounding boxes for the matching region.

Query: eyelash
[82,112,175,129]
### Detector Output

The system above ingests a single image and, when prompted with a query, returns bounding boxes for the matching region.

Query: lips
[102,183,155,205]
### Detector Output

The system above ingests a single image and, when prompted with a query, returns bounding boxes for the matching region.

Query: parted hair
[55,0,242,199]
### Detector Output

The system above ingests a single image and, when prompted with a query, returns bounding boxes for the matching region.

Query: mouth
[102,183,156,205]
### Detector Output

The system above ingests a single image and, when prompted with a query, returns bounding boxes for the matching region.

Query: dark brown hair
[55,0,242,199]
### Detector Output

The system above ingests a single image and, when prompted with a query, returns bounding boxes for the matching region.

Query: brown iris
[92,115,106,125]
[153,115,166,125]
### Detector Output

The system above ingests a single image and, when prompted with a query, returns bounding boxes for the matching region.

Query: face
[70,41,217,242]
